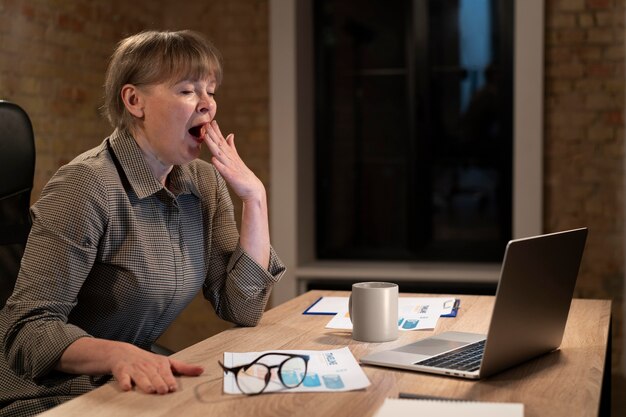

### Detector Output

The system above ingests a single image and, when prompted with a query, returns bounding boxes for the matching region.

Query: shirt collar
[108,129,201,199]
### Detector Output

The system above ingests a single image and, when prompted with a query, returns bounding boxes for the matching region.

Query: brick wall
[544,0,624,373]
[1,0,625,374]
[0,0,164,199]
[0,0,270,204]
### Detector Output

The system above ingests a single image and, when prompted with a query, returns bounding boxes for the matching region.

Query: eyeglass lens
[237,363,271,394]
[279,356,307,388]
[237,356,307,394]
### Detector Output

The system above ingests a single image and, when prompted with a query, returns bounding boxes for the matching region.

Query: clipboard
[302,296,345,315]
[303,297,460,317]
[440,298,460,317]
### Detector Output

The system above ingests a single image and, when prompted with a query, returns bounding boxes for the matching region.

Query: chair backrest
[0,100,36,308]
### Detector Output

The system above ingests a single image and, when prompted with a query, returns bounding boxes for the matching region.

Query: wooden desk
[38,290,611,417]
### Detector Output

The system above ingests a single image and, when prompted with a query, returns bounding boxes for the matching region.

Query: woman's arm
[199,121,285,326]
[239,187,270,270]
[56,338,203,394]
[204,120,270,269]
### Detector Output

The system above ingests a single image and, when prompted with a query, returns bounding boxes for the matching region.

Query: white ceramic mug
[348,282,399,342]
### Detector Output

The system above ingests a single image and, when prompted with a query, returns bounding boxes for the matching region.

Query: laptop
[360,227,588,379]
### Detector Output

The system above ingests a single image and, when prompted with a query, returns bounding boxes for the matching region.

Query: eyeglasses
[218,352,310,395]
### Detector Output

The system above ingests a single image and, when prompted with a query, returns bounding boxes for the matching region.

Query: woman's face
[134,76,217,166]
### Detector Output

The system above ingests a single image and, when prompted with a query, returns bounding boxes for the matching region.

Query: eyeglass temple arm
[218,360,234,374]
[253,352,310,363]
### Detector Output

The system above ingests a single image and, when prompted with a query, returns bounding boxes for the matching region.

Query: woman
[0,30,285,416]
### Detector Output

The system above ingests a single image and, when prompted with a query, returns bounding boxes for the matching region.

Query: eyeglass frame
[218,352,311,395]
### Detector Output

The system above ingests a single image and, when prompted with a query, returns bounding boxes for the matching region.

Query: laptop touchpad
[393,338,468,356]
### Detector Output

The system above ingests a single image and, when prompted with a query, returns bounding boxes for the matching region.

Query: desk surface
[38,290,611,417]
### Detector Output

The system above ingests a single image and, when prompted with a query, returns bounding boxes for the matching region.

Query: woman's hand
[56,338,204,394]
[203,120,265,203]
[109,343,204,394]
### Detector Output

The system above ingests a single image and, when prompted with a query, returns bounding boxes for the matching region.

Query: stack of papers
[222,347,370,394]
[304,297,459,331]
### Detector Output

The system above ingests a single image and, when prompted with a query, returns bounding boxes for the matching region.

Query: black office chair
[0,100,36,309]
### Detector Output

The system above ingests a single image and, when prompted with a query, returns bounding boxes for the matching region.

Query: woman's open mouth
[188,124,208,143]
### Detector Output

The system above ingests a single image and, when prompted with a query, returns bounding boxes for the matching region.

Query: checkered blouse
[0,129,285,416]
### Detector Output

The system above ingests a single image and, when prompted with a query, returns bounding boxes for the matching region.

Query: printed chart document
[324,297,454,331]
[374,398,524,417]
[222,347,370,394]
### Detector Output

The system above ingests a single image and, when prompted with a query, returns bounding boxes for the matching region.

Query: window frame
[269,0,543,305]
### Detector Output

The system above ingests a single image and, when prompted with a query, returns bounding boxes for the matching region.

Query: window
[314,0,513,262]
[269,0,543,304]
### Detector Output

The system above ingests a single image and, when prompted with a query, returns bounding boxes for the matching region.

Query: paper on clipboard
[304,296,459,317]
[325,297,445,331]
[302,297,348,315]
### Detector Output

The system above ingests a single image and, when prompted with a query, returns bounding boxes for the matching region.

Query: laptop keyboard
[414,339,485,372]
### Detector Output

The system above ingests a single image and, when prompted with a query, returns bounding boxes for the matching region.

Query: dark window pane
[315,0,513,262]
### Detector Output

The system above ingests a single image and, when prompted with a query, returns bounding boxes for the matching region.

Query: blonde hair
[103,30,223,130]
